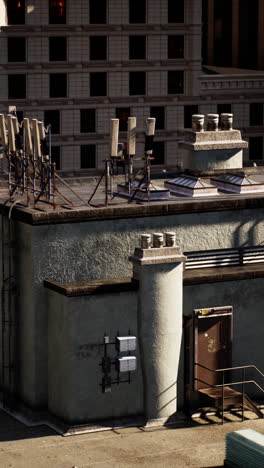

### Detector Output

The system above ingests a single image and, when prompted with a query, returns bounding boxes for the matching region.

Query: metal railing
[194,363,264,424]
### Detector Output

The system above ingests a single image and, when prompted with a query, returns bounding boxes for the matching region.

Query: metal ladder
[1,214,17,408]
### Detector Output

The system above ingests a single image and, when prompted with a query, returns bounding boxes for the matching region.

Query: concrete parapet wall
[12,206,264,409]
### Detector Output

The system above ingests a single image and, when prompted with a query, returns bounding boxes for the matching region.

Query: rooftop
[1,169,264,225]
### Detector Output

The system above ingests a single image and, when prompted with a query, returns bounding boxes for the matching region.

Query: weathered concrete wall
[183,278,264,401]
[15,206,264,408]
[182,148,243,171]
[48,289,143,424]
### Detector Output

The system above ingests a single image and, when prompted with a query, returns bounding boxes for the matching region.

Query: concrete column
[207,0,214,65]
[232,0,239,68]
[130,234,186,422]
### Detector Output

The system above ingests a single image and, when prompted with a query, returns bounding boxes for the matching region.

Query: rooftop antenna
[127,117,136,193]
[144,117,156,202]
[0,114,8,150]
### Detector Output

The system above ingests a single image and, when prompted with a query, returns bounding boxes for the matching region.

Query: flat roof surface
[1,173,264,224]
[1,408,264,467]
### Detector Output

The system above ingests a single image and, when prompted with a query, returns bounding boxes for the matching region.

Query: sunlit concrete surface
[1,409,264,467]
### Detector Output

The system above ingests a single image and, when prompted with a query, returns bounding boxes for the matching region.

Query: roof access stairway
[194,364,264,423]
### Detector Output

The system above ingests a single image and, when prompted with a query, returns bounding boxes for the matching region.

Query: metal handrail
[194,362,264,379]
[195,377,264,394]
[194,362,264,424]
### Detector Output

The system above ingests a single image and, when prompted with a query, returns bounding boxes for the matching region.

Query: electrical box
[117,356,137,373]
[116,336,136,352]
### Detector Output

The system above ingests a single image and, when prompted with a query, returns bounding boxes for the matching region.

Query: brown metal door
[193,306,233,390]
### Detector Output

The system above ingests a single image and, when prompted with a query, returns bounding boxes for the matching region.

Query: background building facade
[0,0,202,171]
[0,0,264,171]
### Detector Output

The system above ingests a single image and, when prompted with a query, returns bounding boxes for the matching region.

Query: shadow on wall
[233,217,264,250]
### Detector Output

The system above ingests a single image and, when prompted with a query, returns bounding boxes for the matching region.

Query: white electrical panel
[116,336,137,352]
[117,356,137,373]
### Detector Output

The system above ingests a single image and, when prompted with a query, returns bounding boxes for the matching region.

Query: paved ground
[1,410,264,468]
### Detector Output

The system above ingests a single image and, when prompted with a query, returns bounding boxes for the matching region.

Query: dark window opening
[44,110,60,134]
[168,0,184,23]
[202,0,208,65]
[129,0,146,24]
[8,37,26,62]
[168,35,184,59]
[8,74,26,99]
[129,36,146,60]
[49,0,66,24]
[217,103,232,116]
[90,0,107,24]
[184,105,199,128]
[150,107,165,130]
[49,73,67,98]
[80,109,96,133]
[214,0,232,66]
[129,72,146,95]
[90,36,107,60]
[249,137,263,160]
[250,103,263,126]
[168,71,184,94]
[152,141,165,165]
[116,108,130,132]
[90,72,107,96]
[51,146,61,169]
[49,37,67,61]
[7,0,25,25]
[239,0,258,69]
[16,111,23,123]
[80,144,96,169]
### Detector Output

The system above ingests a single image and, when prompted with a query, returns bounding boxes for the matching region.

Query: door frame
[193,306,233,391]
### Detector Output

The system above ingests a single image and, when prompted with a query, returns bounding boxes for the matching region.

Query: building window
[51,146,61,169]
[90,72,107,96]
[150,107,165,130]
[80,109,96,133]
[129,0,146,24]
[129,72,146,95]
[7,0,25,25]
[116,108,130,132]
[90,36,107,60]
[49,74,67,98]
[8,74,26,99]
[168,71,184,94]
[238,0,258,69]
[249,137,263,160]
[80,145,96,169]
[214,0,232,67]
[250,103,263,126]
[44,110,60,134]
[168,35,184,59]
[8,37,26,62]
[49,0,66,24]
[49,37,67,61]
[184,105,199,128]
[90,0,106,24]
[217,103,232,115]
[129,36,146,60]
[152,141,165,165]
[168,0,184,23]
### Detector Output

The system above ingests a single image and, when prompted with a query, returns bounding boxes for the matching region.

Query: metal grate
[185,247,264,270]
